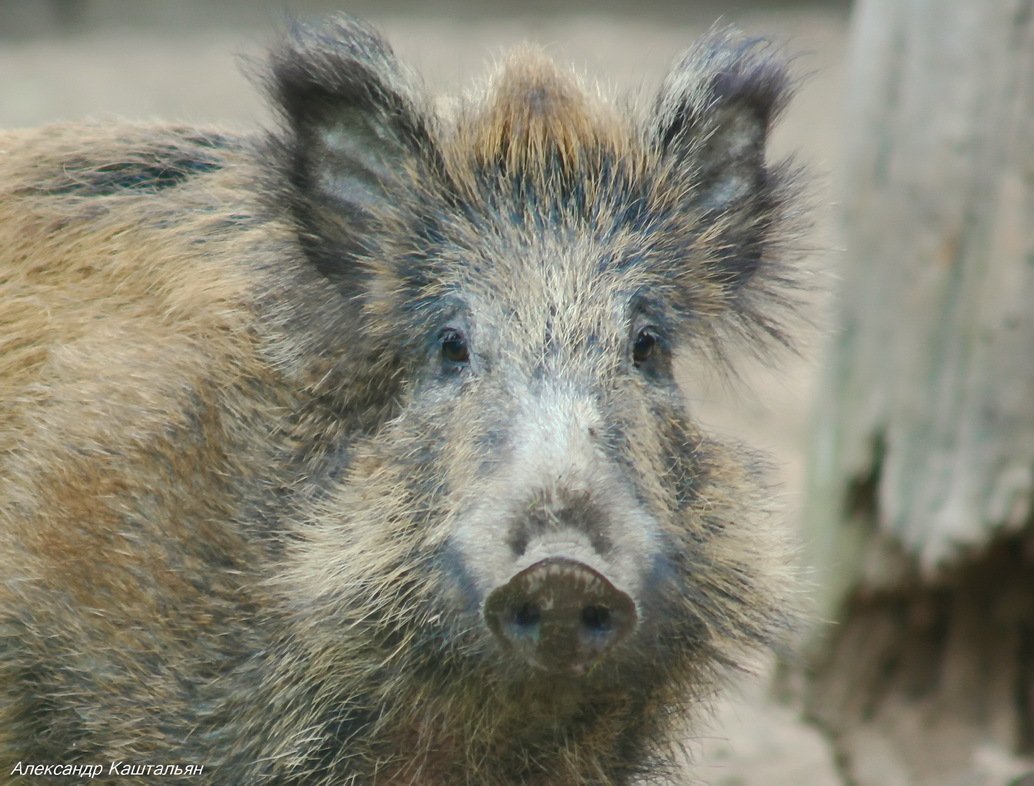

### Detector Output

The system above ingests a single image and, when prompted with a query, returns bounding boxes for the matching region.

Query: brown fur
[1,17,805,784]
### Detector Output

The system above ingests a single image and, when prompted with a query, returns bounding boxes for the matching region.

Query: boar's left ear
[650,31,795,301]
[269,16,440,280]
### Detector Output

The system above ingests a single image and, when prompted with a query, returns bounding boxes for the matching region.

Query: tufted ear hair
[651,30,794,297]
[269,16,440,280]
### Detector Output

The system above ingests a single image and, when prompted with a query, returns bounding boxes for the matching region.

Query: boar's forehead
[436,229,640,357]
[423,54,684,353]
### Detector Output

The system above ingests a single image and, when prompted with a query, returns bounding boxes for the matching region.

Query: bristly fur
[1,15,807,785]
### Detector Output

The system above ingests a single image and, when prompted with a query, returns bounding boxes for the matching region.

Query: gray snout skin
[484,557,637,675]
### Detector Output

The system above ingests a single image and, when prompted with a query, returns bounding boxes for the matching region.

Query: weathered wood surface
[803,2,1034,784]
[807,0,1034,593]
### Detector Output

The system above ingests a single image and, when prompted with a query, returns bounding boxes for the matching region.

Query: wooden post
[802,1,1034,783]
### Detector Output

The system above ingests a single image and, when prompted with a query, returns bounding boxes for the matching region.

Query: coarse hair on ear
[267,15,443,281]
[649,28,804,350]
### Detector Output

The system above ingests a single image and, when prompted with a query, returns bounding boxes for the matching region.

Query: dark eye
[441,329,470,364]
[632,328,658,367]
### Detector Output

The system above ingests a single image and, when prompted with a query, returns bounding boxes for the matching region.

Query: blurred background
[0,1,848,783]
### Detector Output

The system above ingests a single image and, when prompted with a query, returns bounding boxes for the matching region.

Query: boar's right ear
[269,17,439,280]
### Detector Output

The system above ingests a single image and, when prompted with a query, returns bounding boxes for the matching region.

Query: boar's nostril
[500,601,543,645]
[484,557,636,676]
[513,602,542,630]
[580,604,611,633]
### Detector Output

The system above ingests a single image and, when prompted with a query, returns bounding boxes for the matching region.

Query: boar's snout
[484,558,637,675]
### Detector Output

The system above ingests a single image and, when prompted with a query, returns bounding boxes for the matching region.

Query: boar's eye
[632,328,658,368]
[441,328,470,365]
[628,328,653,368]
